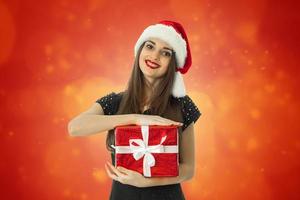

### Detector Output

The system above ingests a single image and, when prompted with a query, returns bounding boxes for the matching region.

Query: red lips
[145,60,160,69]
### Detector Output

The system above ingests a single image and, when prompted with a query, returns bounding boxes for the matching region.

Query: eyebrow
[146,40,173,52]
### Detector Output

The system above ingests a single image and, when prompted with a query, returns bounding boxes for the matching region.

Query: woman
[68,20,202,200]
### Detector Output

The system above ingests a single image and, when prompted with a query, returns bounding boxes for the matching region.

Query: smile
[145,60,160,69]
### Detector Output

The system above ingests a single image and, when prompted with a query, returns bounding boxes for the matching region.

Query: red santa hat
[134,20,192,98]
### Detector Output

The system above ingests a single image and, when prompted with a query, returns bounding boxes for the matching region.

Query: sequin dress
[95,92,202,200]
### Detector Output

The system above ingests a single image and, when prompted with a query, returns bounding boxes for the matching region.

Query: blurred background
[1,0,299,199]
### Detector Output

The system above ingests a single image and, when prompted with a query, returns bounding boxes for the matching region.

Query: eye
[145,44,153,49]
[162,51,172,57]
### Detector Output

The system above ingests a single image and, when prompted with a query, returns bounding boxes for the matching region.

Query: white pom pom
[171,71,186,97]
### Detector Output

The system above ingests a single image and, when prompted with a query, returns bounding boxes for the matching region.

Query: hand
[105,161,148,188]
[134,114,183,126]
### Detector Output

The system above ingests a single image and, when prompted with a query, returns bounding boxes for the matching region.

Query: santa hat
[134,20,192,98]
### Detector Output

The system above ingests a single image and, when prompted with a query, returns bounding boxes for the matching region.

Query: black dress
[95,92,202,200]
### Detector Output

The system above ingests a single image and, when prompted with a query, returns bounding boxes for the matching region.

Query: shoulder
[173,95,194,104]
[95,91,123,103]
[172,95,198,110]
[95,91,124,115]
[173,95,202,132]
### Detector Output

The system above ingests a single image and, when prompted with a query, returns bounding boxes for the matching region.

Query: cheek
[138,55,145,69]
[138,50,146,66]
[161,58,171,69]
[158,60,170,75]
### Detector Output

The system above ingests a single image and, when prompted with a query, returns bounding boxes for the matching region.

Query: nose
[150,49,160,61]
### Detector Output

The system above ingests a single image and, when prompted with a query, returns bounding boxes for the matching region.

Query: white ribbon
[112,125,178,177]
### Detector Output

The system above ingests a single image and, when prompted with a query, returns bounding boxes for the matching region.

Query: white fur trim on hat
[171,71,186,97]
[134,24,187,68]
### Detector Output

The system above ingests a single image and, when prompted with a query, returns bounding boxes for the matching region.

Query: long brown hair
[106,41,183,152]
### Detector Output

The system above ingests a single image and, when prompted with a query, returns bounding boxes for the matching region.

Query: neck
[143,77,161,105]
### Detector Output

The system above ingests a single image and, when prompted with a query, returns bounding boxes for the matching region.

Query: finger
[167,119,183,125]
[155,119,182,126]
[106,163,128,184]
[157,117,182,125]
[105,162,117,175]
[106,162,119,177]
[116,167,128,175]
[171,121,183,126]
[151,120,167,125]
[117,166,132,175]
[163,121,182,126]
[106,162,125,178]
[175,121,184,126]
[105,163,118,180]
[154,121,172,126]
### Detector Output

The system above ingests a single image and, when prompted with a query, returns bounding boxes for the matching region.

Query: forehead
[146,37,173,50]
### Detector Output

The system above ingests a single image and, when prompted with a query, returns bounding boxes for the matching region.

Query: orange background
[1,0,299,199]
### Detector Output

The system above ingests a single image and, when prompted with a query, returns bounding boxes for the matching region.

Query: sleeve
[180,95,202,132]
[95,92,117,115]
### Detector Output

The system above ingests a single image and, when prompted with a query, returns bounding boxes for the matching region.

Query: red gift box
[112,125,179,177]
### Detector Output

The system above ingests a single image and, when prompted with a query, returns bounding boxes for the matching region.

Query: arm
[143,122,195,187]
[68,103,136,137]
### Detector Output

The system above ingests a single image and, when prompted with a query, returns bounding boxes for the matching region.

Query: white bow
[129,125,167,177]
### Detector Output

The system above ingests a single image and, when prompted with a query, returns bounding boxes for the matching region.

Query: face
[138,37,173,84]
